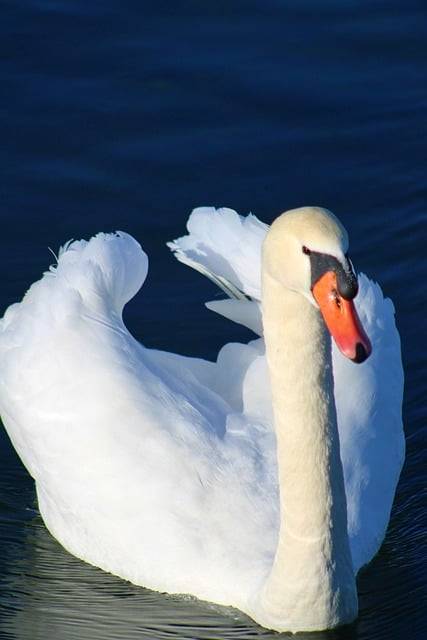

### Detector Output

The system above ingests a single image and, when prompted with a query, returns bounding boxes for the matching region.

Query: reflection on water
[1,508,356,640]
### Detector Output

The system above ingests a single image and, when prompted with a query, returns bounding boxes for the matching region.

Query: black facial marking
[353,342,369,363]
[305,249,358,300]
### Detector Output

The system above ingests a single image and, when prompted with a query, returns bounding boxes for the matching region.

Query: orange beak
[312,271,372,363]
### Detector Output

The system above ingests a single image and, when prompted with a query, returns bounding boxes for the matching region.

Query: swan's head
[263,206,371,363]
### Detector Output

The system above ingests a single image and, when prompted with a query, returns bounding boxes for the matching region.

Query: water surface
[1,1,426,639]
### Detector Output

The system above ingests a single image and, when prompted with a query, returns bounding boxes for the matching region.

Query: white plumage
[0,207,404,630]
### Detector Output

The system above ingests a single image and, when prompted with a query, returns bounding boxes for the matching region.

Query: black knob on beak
[336,257,358,300]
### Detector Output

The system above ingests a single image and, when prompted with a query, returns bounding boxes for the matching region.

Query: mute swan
[0,206,404,633]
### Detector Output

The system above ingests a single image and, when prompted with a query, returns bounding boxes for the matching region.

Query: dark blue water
[1,1,426,638]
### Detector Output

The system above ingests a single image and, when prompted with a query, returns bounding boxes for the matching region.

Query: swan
[0,206,404,633]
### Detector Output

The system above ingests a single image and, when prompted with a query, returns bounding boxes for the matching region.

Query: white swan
[0,206,404,633]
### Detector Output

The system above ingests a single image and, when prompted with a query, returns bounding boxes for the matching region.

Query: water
[1,1,426,638]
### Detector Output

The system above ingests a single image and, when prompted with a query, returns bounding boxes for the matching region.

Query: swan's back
[0,209,404,612]
[0,229,278,607]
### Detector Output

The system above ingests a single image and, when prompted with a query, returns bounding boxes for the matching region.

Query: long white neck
[255,272,357,633]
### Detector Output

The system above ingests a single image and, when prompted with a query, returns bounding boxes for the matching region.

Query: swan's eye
[302,246,311,255]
